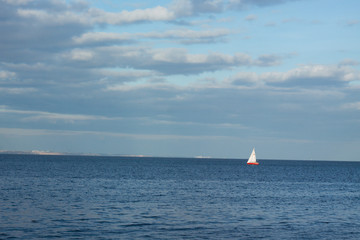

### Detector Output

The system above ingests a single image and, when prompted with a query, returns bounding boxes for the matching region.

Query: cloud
[140,28,230,44]
[2,0,34,5]
[106,62,359,97]
[15,1,175,26]
[339,59,359,66]
[149,118,249,130]
[189,0,224,14]
[228,0,299,10]
[0,127,243,141]
[245,14,257,21]
[0,106,116,123]
[17,8,90,25]
[0,87,37,94]
[0,0,357,160]
[2,62,96,88]
[346,20,359,26]
[0,1,91,64]
[254,54,283,66]
[73,32,133,45]
[0,70,16,79]
[142,49,277,74]
[170,0,194,17]
[96,68,155,80]
[88,6,175,25]
[58,45,282,75]
[170,0,299,18]
[3,0,304,32]
[342,102,360,111]
[228,63,360,88]
[67,49,94,61]
[73,28,230,45]
[171,0,224,17]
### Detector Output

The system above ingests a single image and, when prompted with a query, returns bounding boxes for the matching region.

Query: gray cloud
[346,20,359,26]
[171,0,224,17]
[191,0,224,13]
[73,28,230,46]
[54,45,282,76]
[0,1,91,64]
[170,0,300,17]
[228,0,299,10]
[254,54,283,67]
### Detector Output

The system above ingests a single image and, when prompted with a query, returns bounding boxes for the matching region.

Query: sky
[1,0,360,160]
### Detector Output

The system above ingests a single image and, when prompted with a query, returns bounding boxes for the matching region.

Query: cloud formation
[229,64,360,88]
[73,28,230,45]
[1,0,360,159]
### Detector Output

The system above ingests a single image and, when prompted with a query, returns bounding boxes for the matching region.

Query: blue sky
[1,0,360,160]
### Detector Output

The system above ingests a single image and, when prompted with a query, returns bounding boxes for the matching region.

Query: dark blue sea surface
[1,154,360,239]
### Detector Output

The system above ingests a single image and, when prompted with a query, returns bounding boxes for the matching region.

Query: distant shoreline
[0,150,160,158]
[0,150,91,156]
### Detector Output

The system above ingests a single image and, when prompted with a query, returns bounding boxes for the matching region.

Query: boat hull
[247,162,259,165]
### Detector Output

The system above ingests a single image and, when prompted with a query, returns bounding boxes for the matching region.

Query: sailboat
[247,148,259,165]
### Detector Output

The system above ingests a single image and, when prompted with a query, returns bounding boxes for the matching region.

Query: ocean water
[1,154,360,239]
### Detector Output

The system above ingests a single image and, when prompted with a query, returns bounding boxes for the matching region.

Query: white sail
[247,148,258,164]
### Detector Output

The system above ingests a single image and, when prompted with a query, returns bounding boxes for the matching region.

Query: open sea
[1,154,360,239]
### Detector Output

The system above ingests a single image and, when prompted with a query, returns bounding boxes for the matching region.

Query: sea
[1,154,360,239]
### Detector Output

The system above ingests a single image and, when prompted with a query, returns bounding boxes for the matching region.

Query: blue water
[1,154,360,239]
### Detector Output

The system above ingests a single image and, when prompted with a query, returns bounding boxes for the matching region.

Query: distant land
[0,150,214,159]
[0,150,98,156]
[1,150,62,155]
[0,150,159,158]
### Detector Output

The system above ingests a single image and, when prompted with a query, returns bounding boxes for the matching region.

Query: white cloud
[0,106,117,123]
[152,48,189,62]
[150,118,249,130]
[68,49,94,61]
[12,0,306,28]
[17,9,90,25]
[230,64,360,86]
[342,102,360,111]
[17,5,175,26]
[285,64,360,82]
[2,0,33,5]
[73,28,230,45]
[0,70,16,79]
[88,6,175,25]
[147,48,258,70]
[3,62,47,72]
[63,45,274,75]
[0,87,37,94]
[73,32,132,44]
